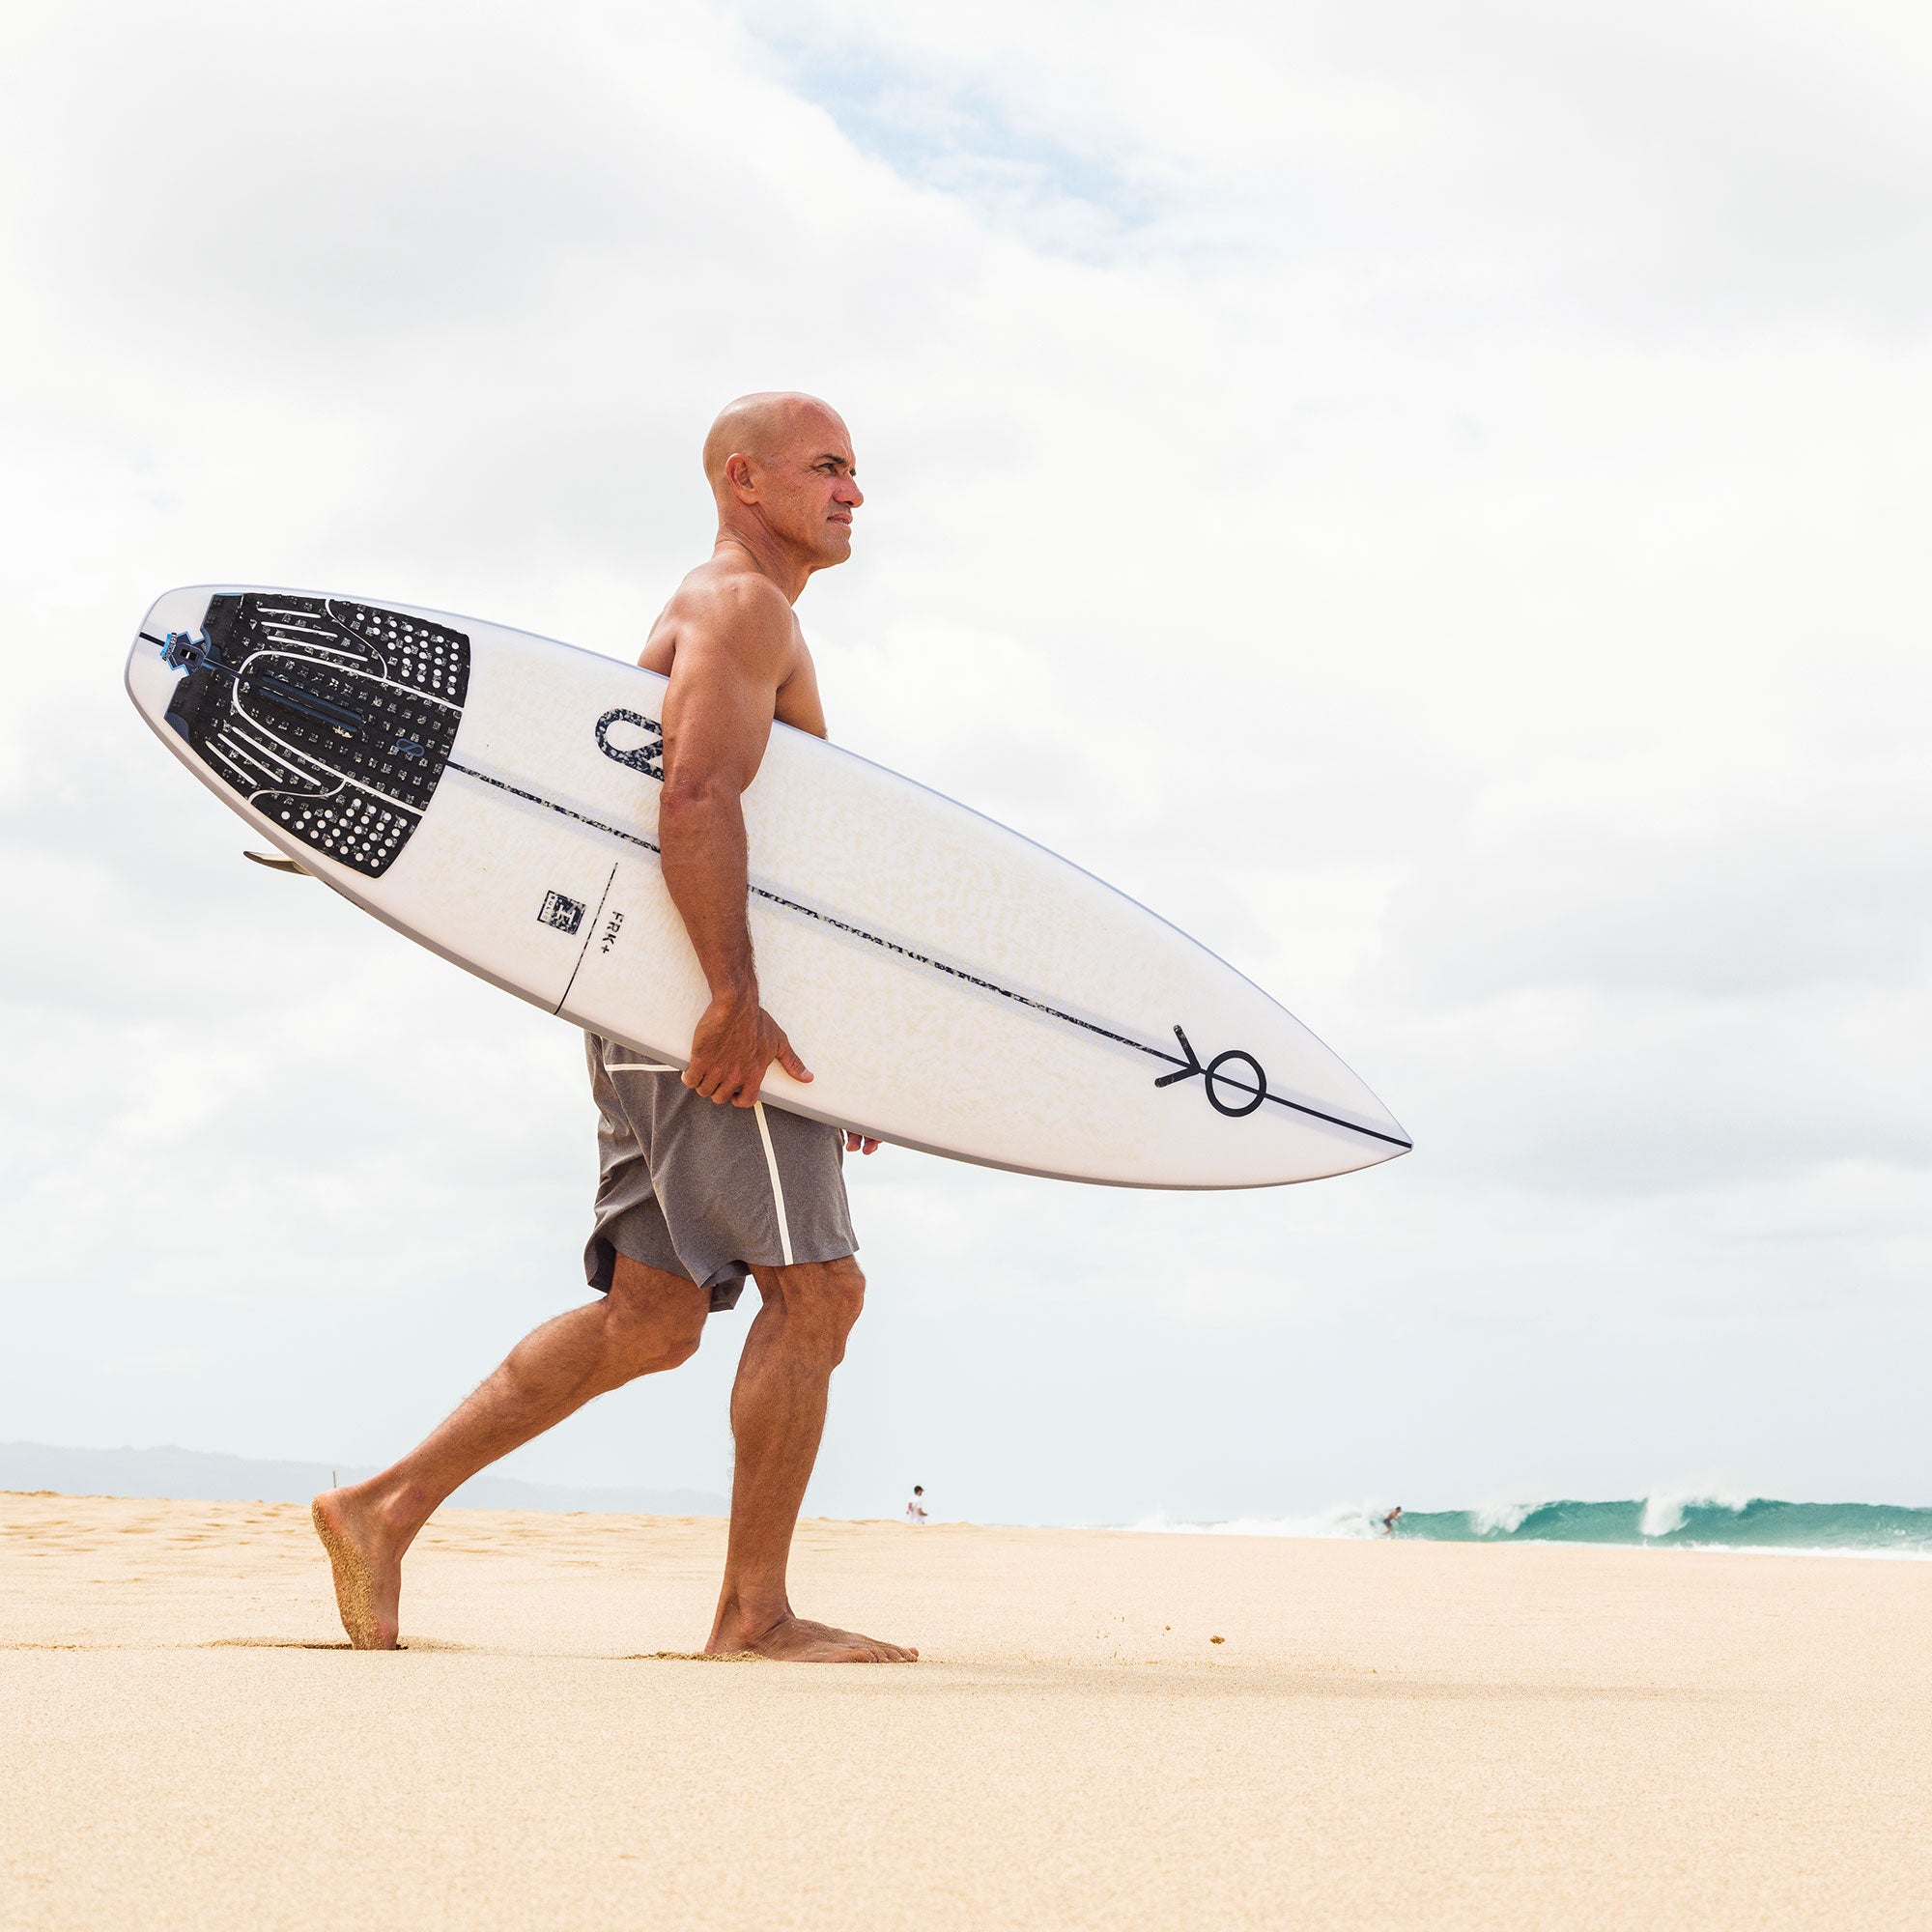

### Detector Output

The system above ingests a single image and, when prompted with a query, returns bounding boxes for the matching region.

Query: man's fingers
[683,1008,810,1104]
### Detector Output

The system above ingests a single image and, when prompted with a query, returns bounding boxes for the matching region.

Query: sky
[2,0,1928,1525]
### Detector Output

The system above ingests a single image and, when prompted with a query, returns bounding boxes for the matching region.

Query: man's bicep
[660,620,786,794]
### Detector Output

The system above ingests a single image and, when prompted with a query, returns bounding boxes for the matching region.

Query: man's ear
[725,453,758,501]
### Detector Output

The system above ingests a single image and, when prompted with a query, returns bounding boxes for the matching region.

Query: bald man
[312,394,916,1662]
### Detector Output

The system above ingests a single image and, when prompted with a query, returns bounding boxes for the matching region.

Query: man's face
[752,413,862,567]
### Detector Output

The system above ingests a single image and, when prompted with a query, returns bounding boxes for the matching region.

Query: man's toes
[850,1634,916,1662]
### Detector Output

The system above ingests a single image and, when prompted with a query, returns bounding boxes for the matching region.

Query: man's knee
[782,1257,866,1360]
[604,1259,708,1376]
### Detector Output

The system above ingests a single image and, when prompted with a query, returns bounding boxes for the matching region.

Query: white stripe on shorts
[605,1062,677,1074]
[752,1100,795,1266]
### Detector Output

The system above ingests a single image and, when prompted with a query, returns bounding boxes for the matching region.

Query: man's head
[913,1486,923,1496]
[704,391,861,577]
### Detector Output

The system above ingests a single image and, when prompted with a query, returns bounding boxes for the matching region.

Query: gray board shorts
[582,1032,858,1311]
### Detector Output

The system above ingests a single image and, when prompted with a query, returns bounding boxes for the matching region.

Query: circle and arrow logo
[1152,1026,1268,1118]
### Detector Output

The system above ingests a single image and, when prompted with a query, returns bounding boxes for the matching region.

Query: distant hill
[0,1441,727,1518]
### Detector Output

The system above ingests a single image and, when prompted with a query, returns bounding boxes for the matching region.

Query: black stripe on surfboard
[555,861,619,1016]
[442,757,1411,1151]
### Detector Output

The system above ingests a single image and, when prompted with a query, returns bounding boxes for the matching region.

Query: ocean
[1133,1494,1932,1556]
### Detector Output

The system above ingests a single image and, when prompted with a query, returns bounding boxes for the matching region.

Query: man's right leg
[707,1257,917,1662]
[312,1255,709,1649]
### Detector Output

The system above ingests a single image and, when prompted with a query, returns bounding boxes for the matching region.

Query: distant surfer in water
[1379,1506,1403,1536]
[314,393,916,1662]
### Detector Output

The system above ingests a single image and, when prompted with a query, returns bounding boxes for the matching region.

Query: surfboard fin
[242,849,313,877]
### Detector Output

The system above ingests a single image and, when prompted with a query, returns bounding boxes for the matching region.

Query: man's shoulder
[653,559,797,682]
[672,555,795,632]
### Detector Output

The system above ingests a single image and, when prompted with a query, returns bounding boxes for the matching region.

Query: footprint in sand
[206,1636,474,1652]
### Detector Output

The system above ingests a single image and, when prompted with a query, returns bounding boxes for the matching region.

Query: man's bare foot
[708,1611,918,1662]
[311,1488,405,1650]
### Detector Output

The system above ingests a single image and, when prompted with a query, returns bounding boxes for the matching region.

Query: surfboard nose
[1318,1037,1411,1164]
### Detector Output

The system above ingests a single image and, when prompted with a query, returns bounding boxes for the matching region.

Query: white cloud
[103,1348,207,1377]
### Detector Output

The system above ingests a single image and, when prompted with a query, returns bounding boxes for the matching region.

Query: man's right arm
[655,581,811,1106]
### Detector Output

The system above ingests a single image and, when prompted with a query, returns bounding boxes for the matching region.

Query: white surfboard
[125,586,1410,1188]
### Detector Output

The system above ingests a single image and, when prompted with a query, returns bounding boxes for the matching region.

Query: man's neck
[713,525,809,604]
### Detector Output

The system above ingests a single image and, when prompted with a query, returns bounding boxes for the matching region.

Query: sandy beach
[3,1492,1928,1930]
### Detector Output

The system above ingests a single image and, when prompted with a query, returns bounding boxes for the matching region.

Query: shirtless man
[312,392,916,1662]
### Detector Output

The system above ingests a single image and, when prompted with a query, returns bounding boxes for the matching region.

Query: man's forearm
[659,785,758,1003]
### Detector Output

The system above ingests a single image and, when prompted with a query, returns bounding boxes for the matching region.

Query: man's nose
[839,479,864,506]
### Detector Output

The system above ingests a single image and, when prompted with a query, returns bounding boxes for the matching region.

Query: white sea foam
[1637,1487,1751,1538]
[1471,1498,1541,1535]
[1126,1502,1388,1540]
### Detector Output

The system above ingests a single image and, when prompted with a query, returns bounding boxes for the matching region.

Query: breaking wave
[1129,1494,1932,1556]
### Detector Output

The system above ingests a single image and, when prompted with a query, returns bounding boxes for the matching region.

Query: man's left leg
[314,1259,709,1648]
[706,1256,917,1662]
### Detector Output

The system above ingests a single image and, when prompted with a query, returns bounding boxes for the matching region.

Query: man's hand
[844,1131,880,1156]
[684,992,811,1106]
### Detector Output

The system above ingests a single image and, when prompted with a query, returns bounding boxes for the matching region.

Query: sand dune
[3,1491,1928,1929]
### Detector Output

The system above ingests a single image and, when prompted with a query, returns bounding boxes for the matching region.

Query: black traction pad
[163,593,469,878]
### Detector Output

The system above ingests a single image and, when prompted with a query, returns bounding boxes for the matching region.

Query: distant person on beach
[313,393,916,1663]
[906,1486,927,1524]
[1379,1507,1404,1536]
